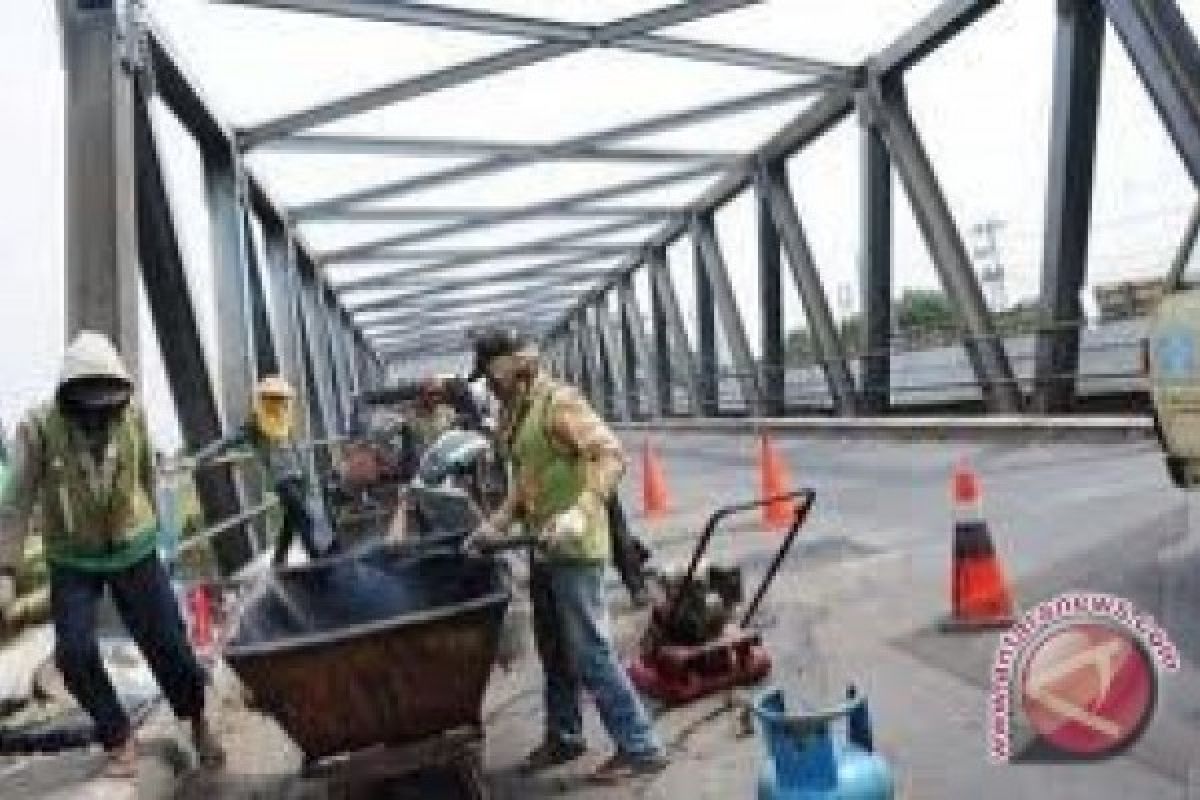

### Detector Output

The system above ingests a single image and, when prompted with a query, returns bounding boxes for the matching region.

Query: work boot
[519,738,587,773]
[190,716,226,769]
[588,750,669,785]
[102,736,138,780]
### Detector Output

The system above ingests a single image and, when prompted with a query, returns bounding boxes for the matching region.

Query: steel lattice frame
[59,0,1200,468]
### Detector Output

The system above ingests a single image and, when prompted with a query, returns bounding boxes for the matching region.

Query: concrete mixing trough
[224,542,510,761]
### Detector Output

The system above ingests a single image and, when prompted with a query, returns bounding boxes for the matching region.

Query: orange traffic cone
[942,459,1015,631]
[759,433,797,530]
[642,440,670,519]
[186,583,215,658]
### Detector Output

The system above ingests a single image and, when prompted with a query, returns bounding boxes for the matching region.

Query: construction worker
[463,328,667,784]
[191,375,330,566]
[401,377,459,479]
[0,331,224,778]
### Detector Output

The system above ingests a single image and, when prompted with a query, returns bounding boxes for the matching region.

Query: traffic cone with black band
[941,459,1016,632]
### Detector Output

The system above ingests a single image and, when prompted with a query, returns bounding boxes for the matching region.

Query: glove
[462,520,506,558]
[538,498,593,552]
[0,574,16,621]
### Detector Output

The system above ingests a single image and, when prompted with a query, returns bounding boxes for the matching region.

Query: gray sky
[2,0,1198,445]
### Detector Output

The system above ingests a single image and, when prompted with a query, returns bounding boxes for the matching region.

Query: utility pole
[971,218,1009,312]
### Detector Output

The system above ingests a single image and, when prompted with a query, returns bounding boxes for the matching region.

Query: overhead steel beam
[649,247,703,415]
[300,205,678,223]
[550,89,857,332]
[362,289,578,330]
[873,0,1000,75]
[239,0,759,148]
[756,174,785,415]
[334,218,652,294]
[259,134,741,164]
[549,0,1004,336]
[59,0,140,368]
[693,214,765,415]
[1034,0,1106,413]
[1099,0,1200,185]
[297,80,827,216]
[324,161,721,261]
[865,75,1021,411]
[345,265,618,313]
[330,243,639,265]
[133,82,249,574]
[216,0,853,80]
[858,95,892,414]
[761,167,859,415]
[145,23,376,364]
[595,299,630,421]
[618,273,658,418]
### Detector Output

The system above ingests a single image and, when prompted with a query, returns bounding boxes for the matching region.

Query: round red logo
[1019,622,1156,757]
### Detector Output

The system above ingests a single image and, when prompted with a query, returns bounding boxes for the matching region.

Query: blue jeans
[534,562,662,760]
[50,554,207,749]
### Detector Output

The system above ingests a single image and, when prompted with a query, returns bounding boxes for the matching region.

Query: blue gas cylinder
[752,685,894,800]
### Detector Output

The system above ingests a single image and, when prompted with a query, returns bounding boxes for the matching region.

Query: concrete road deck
[1,433,1195,798]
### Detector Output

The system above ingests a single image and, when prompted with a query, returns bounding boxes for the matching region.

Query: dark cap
[468,326,532,381]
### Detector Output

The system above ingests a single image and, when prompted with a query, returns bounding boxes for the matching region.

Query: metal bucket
[224,543,510,760]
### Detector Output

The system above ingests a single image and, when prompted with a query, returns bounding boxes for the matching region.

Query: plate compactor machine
[628,490,815,706]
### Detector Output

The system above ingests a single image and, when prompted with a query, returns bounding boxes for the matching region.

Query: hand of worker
[462,520,505,558]
[539,493,598,551]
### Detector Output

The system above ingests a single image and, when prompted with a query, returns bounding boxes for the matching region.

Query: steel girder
[217,0,852,81]
[693,227,719,415]
[145,23,378,366]
[360,284,581,329]
[756,175,785,416]
[335,217,657,293]
[547,0,1006,375]
[259,135,741,165]
[331,243,640,265]
[863,74,1021,412]
[579,309,611,417]
[1033,0,1106,413]
[1166,201,1200,291]
[324,161,722,261]
[859,97,893,414]
[346,264,619,314]
[58,0,141,367]
[297,81,826,217]
[761,166,860,415]
[617,274,658,418]
[241,206,281,377]
[649,247,702,415]
[133,82,250,574]
[238,0,759,147]
[692,214,765,415]
[594,299,630,422]
[1099,0,1200,186]
[301,205,678,223]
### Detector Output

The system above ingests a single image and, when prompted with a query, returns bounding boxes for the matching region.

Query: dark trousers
[274,478,323,565]
[607,496,649,597]
[50,554,206,750]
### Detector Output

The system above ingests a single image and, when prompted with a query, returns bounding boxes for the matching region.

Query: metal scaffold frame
[58,0,1200,568]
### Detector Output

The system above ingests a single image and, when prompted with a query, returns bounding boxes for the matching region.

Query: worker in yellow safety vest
[463,327,667,785]
[0,331,225,779]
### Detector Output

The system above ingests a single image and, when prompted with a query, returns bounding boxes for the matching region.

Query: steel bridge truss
[58,0,1200,567]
